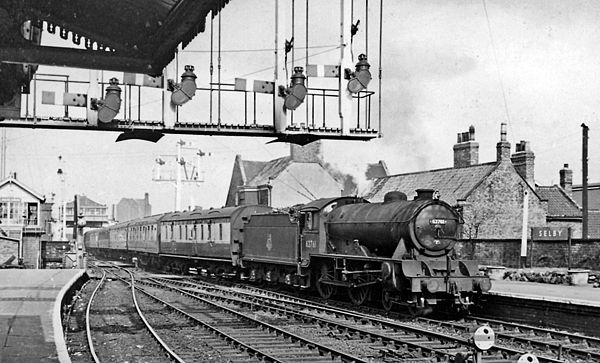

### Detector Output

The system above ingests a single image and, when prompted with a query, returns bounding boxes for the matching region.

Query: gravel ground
[137,292,261,362]
[64,277,98,362]
[87,276,169,362]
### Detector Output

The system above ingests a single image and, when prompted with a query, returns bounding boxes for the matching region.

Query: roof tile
[364,163,497,205]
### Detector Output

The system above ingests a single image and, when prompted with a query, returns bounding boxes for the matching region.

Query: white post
[339,0,353,135]
[273,0,289,132]
[61,200,66,241]
[520,189,529,267]
[87,70,99,126]
[175,139,184,211]
[163,61,178,128]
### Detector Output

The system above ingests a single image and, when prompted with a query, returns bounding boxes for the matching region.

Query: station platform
[0,269,86,363]
[490,279,600,307]
[480,277,600,336]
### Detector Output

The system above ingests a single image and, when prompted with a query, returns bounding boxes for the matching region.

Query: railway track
[144,276,513,362]
[155,276,597,363]
[85,267,184,362]
[133,278,366,362]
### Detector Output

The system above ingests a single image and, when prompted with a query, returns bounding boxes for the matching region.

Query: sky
[4,0,600,214]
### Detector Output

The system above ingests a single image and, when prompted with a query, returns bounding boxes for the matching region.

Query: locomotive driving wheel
[316,263,336,299]
[381,288,395,312]
[347,277,371,306]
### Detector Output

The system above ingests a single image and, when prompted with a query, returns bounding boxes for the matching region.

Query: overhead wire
[481,0,514,135]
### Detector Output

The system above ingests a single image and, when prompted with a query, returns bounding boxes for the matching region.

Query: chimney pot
[454,127,479,168]
[560,163,573,196]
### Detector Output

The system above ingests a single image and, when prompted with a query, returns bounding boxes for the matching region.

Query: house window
[258,188,270,206]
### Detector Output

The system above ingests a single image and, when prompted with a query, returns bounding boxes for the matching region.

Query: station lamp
[169,65,197,106]
[280,66,307,111]
[346,53,371,93]
[91,77,122,123]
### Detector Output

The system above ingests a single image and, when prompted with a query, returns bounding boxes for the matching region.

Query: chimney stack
[496,122,511,162]
[559,163,573,196]
[511,140,535,186]
[453,125,479,168]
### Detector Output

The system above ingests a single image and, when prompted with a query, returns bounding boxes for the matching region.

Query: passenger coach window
[219,224,223,240]
[208,224,212,240]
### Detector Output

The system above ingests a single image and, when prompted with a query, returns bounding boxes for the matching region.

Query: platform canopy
[0,0,229,74]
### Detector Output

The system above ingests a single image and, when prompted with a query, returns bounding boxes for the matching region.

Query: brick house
[114,192,152,222]
[365,124,564,239]
[0,174,52,268]
[62,195,109,240]
[225,141,356,208]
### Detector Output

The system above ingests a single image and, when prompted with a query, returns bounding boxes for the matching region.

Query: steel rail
[104,267,186,363]
[133,284,285,363]
[85,269,106,363]
[148,277,471,362]
[124,269,186,363]
[112,271,287,362]
[145,277,367,363]
[158,277,566,363]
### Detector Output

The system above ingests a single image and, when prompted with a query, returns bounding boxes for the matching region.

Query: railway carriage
[157,205,273,273]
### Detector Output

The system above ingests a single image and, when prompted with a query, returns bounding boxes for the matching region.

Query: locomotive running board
[318,278,380,288]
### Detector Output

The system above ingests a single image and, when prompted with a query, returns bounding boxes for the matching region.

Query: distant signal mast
[153,139,209,211]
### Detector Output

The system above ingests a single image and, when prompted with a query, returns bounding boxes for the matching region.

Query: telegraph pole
[582,123,589,239]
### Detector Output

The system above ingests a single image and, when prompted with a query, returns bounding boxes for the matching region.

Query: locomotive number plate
[429,219,447,225]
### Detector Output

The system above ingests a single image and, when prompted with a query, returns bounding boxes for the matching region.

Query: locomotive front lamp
[91,77,122,123]
[281,66,307,111]
[346,53,372,93]
[169,65,197,106]
[476,278,492,293]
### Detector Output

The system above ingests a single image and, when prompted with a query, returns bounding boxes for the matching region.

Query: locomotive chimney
[383,191,408,204]
[415,189,435,200]
[453,125,479,168]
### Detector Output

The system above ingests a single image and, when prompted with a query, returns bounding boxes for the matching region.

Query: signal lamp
[280,66,307,111]
[169,65,197,106]
[346,53,371,93]
[90,77,122,123]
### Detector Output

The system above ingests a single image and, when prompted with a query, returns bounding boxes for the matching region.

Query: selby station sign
[532,227,570,241]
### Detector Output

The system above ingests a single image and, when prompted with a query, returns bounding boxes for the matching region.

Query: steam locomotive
[85,189,491,313]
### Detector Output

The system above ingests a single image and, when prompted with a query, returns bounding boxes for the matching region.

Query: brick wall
[461,161,547,239]
[456,238,600,270]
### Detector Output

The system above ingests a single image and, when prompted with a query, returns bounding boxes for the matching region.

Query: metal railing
[23,74,377,133]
